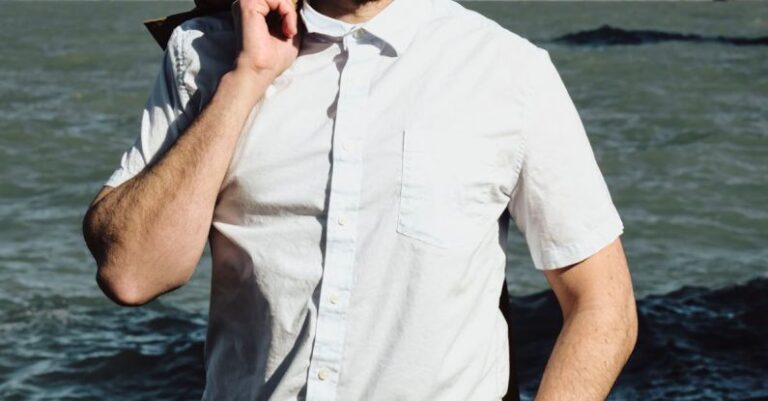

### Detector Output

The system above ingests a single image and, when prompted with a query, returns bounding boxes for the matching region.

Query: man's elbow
[95,259,194,307]
[82,212,149,306]
[598,290,639,362]
[82,187,195,307]
[94,256,194,307]
[622,296,640,357]
[565,290,639,358]
[96,267,155,307]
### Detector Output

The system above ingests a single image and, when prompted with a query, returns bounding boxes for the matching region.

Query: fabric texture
[104,0,624,399]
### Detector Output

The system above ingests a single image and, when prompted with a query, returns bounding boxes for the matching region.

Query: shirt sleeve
[103,27,195,188]
[507,47,624,271]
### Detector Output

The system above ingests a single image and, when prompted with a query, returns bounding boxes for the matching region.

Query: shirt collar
[299,0,431,56]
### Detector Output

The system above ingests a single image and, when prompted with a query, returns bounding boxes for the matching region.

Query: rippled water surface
[0,1,766,400]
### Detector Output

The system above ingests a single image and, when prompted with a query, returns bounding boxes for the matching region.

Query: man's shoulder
[426,0,543,53]
[162,12,237,108]
[167,11,237,62]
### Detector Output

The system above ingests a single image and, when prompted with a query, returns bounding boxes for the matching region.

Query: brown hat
[144,0,300,50]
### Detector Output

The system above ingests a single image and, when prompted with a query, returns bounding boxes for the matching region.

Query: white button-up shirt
[104,0,624,399]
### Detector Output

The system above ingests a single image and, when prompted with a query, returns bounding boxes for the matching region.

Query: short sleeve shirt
[104,0,624,399]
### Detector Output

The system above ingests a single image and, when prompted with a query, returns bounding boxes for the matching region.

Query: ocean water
[0,1,766,400]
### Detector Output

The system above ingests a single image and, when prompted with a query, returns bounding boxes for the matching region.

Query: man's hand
[534,237,638,401]
[232,0,301,80]
[82,0,301,306]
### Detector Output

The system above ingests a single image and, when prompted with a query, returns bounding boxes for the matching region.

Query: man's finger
[266,0,297,38]
[280,0,298,38]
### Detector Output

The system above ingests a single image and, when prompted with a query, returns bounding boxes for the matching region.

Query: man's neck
[310,0,394,24]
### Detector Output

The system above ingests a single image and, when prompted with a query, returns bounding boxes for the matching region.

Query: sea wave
[511,277,768,400]
[554,25,768,46]
[1,278,766,400]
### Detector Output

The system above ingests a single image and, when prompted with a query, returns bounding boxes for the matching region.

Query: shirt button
[352,28,364,39]
[317,367,331,381]
[329,292,340,305]
[337,216,348,226]
[341,141,355,152]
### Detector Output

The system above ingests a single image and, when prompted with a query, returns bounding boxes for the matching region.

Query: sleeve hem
[532,212,625,271]
[104,168,135,188]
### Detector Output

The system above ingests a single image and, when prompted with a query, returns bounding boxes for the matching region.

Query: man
[82,0,638,399]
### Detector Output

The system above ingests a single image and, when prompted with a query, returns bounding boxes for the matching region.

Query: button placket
[305,36,378,401]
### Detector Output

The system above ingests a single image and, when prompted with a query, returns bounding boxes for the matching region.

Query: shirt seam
[171,27,193,103]
[507,46,541,200]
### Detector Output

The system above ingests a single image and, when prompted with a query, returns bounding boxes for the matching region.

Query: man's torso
[164,1,538,399]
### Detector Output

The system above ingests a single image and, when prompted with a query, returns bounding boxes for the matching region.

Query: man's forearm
[84,70,274,306]
[534,303,638,401]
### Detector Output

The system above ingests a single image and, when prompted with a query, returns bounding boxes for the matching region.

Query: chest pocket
[396,127,507,249]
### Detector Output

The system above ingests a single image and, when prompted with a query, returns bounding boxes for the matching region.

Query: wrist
[219,68,276,105]
[223,68,276,92]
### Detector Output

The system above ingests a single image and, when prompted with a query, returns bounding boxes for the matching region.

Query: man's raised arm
[82,0,301,307]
